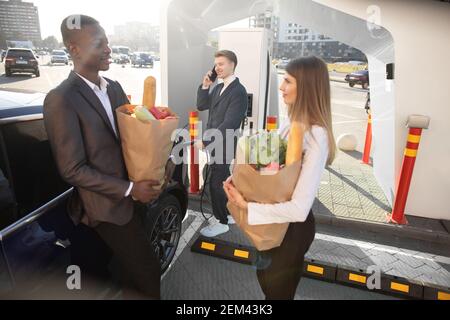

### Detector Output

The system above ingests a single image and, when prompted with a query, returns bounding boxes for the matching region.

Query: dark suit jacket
[197,77,247,164]
[43,71,133,227]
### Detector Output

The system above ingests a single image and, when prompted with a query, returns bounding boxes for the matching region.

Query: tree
[41,36,59,50]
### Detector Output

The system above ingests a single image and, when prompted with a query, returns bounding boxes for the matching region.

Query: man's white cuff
[125,181,134,197]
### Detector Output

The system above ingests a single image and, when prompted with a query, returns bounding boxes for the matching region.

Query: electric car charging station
[0,0,449,303]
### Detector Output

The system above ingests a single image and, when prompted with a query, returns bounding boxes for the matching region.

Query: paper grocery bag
[227,161,301,251]
[227,136,302,251]
[116,105,179,188]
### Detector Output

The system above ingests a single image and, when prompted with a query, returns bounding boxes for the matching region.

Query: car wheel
[362,82,369,89]
[349,82,355,88]
[145,193,183,273]
[5,68,11,77]
[35,69,40,77]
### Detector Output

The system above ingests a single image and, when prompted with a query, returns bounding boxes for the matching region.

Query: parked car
[131,52,154,68]
[61,48,72,61]
[345,69,369,89]
[114,54,130,64]
[50,50,69,65]
[4,48,40,77]
[0,88,188,299]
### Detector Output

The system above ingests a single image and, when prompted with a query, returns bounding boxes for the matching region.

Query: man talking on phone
[196,50,248,237]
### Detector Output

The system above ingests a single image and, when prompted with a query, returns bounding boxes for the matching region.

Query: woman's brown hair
[286,56,336,165]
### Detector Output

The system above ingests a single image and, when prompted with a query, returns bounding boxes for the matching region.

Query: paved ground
[183,205,450,290]
[315,151,390,223]
[161,210,403,300]
[0,55,162,105]
[161,210,404,300]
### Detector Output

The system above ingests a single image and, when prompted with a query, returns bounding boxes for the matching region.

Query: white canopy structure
[160,0,450,220]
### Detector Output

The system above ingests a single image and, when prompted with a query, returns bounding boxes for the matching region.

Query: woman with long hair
[224,56,336,300]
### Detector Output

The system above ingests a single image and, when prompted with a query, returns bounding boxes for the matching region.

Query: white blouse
[247,123,329,225]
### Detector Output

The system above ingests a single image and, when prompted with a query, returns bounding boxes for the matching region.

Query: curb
[314,213,450,246]
[304,259,449,300]
[191,236,450,300]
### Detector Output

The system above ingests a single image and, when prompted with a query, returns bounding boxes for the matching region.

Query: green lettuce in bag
[238,131,287,171]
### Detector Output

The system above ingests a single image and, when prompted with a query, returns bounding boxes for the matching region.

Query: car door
[0,114,81,299]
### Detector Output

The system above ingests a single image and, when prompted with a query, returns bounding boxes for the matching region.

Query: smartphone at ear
[209,66,218,82]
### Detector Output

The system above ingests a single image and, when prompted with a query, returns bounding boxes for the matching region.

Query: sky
[30,0,162,40]
[28,0,249,41]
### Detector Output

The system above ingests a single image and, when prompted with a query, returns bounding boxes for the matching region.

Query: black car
[4,48,40,77]
[115,54,130,64]
[0,88,188,299]
[131,52,154,68]
[345,70,369,89]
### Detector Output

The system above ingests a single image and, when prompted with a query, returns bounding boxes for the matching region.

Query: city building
[249,11,279,52]
[250,12,366,62]
[0,0,42,49]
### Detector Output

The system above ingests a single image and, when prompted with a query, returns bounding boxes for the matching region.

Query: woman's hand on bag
[223,180,248,210]
[131,180,162,203]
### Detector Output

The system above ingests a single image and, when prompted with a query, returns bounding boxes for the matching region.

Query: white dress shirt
[76,73,117,136]
[76,73,133,198]
[219,74,236,95]
[247,123,329,225]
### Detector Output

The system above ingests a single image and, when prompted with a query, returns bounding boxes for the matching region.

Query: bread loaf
[285,121,304,165]
[143,76,156,108]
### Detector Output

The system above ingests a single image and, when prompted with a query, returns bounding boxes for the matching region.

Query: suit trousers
[94,202,161,299]
[256,210,316,300]
[209,163,232,225]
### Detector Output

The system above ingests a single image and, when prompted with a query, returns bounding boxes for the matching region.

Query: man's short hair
[61,15,99,47]
[215,50,238,70]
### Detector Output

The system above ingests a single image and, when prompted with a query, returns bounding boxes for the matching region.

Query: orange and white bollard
[189,111,200,194]
[362,113,372,165]
[388,115,430,225]
[266,116,278,132]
